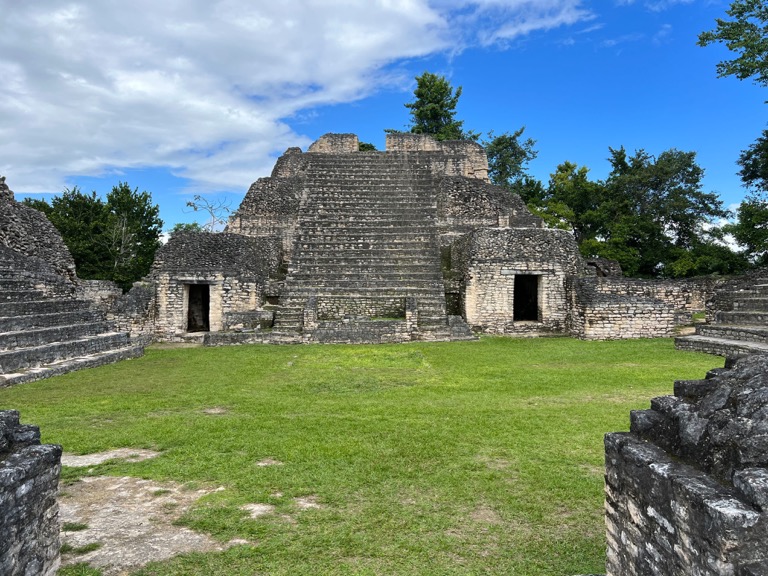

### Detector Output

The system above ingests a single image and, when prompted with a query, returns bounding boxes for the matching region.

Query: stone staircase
[0,268,144,387]
[675,278,768,358]
[273,152,469,341]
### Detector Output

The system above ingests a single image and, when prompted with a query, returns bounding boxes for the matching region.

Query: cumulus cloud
[0,0,590,194]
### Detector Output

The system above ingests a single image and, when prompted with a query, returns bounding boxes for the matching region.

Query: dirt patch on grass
[202,407,229,415]
[256,457,283,467]
[59,476,240,575]
[61,448,161,467]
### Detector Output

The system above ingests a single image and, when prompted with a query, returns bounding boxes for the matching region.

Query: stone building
[128,132,710,345]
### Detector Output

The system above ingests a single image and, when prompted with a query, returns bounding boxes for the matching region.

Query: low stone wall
[316,296,406,321]
[568,276,713,340]
[0,410,62,576]
[605,356,768,575]
[76,279,123,306]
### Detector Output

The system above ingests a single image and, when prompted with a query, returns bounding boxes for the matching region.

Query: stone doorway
[187,284,210,332]
[513,275,539,321]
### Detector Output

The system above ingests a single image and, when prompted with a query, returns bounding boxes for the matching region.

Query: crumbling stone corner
[605,356,768,575]
[0,410,62,576]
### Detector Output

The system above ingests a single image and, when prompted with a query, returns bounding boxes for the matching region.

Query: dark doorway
[187,284,210,332]
[513,275,539,321]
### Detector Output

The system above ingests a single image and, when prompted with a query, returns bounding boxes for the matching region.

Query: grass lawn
[1,337,718,575]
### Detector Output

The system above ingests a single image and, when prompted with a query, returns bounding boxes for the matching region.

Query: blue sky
[1,0,764,231]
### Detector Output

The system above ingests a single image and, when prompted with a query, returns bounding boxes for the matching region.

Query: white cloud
[0,0,591,194]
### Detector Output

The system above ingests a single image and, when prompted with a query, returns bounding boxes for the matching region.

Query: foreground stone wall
[605,356,768,575]
[0,176,77,283]
[0,410,62,576]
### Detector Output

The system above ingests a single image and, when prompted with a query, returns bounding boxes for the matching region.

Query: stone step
[696,324,768,344]
[287,268,442,279]
[0,299,94,317]
[0,332,131,373]
[674,334,768,358]
[296,233,437,244]
[714,310,768,325]
[0,279,38,291]
[294,252,439,263]
[0,343,145,387]
[733,297,768,311]
[0,310,104,333]
[305,191,435,200]
[0,322,113,350]
[303,210,435,219]
[0,290,48,302]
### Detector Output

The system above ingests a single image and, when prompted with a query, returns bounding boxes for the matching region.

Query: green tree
[405,72,477,141]
[535,162,605,244]
[595,147,730,277]
[698,0,768,88]
[23,183,163,290]
[723,131,768,264]
[482,128,544,203]
[358,141,377,151]
[105,182,163,289]
[169,222,204,236]
[726,196,768,265]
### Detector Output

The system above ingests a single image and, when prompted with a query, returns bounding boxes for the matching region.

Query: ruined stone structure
[677,271,768,358]
[605,355,768,575]
[3,133,719,352]
[115,132,711,345]
[0,178,144,385]
[0,410,62,576]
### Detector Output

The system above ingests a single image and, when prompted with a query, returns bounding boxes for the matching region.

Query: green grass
[1,337,718,575]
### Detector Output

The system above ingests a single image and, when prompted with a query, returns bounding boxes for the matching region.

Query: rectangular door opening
[187,284,210,332]
[513,275,539,322]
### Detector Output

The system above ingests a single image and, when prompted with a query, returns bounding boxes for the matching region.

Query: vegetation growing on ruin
[2,338,717,575]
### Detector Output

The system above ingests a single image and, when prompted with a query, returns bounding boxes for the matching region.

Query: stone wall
[567,277,715,340]
[0,410,61,576]
[436,177,541,237]
[316,296,406,321]
[307,133,359,153]
[605,355,768,575]
[385,133,489,181]
[0,177,77,283]
[453,228,582,335]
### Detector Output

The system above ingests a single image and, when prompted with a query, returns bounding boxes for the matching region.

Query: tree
[358,142,377,151]
[23,183,163,290]
[169,222,204,236]
[405,72,477,141]
[184,194,231,232]
[483,128,543,202]
[698,0,768,88]
[723,133,768,264]
[535,162,605,244]
[595,147,730,277]
[699,1,768,269]
[726,196,768,265]
[105,182,163,289]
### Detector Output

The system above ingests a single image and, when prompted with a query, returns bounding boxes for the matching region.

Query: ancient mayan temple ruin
[134,132,715,346]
